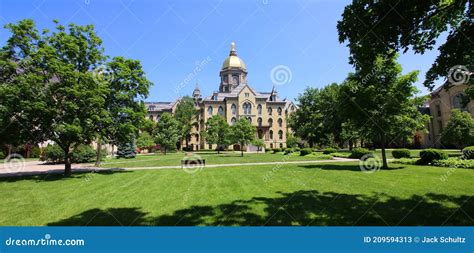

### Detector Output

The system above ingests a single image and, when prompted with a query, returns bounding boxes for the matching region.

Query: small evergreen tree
[116,137,136,158]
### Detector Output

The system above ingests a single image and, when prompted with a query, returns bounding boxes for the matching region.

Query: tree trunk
[217,146,220,154]
[64,146,72,176]
[95,136,102,167]
[164,147,167,155]
[380,134,388,169]
[349,139,353,151]
[241,143,244,157]
[111,144,115,158]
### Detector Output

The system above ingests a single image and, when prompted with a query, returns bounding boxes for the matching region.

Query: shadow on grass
[0,169,133,183]
[298,164,407,171]
[48,191,473,226]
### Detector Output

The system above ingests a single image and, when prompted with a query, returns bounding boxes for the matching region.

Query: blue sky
[0,0,446,102]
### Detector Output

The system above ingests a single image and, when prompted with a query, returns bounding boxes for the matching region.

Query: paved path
[0,157,358,178]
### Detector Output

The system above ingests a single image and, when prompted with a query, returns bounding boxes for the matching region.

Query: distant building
[145,42,296,151]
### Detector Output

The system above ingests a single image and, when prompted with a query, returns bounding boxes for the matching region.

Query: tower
[219,42,248,93]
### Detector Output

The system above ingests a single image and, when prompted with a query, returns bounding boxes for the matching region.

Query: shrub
[31,146,41,158]
[0,151,4,159]
[419,149,448,165]
[71,145,96,163]
[463,146,474,159]
[323,147,337,154]
[432,158,474,169]
[284,148,297,155]
[294,147,301,152]
[265,148,272,153]
[349,148,372,159]
[392,149,411,159]
[272,148,282,153]
[300,148,313,156]
[392,158,418,165]
[42,144,64,163]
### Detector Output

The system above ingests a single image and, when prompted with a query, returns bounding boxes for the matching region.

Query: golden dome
[221,42,247,70]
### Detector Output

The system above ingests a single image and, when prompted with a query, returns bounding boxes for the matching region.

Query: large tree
[154,113,180,155]
[1,19,109,176]
[337,0,473,97]
[174,96,198,150]
[441,109,474,148]
[204,115,231,154]
[340,55,429,169]
[230,118,255,157]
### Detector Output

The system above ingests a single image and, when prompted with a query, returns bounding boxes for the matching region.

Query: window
[148,105,155,111]
[257,117,262,127]
[218,106,224,116]
[278,130,283,140]
[268,107,272,115]
[269,130,273,140]
[156,116,161,122]
[208,106,213,116]
[245,92,249,97]
[280,143,283,148]
[435,104,441,117]
[231,117,236,125]
[270,143,273,149]
[257,104,262,115]
[268,118,273,127]
[278,118,283,128]
[232,75,239,85]
[243,102,252,114]
[149,115,154,121]
[438,120,443,132]
[231,104,236,115]
[277,107,282,116]
[453,94,467,110]
[247,117,252,123]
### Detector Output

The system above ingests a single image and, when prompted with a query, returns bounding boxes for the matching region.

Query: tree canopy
[441,109,474,148]
[154,113,180,154]
[230,118,255,157]
[204,115,231,154]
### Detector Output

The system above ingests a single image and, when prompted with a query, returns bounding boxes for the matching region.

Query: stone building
[145,42,296,151]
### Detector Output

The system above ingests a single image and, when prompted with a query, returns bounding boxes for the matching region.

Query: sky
[0,0,447,103]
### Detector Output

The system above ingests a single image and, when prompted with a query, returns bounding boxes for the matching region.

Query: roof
[145,101,175,112]
[202,83,286,103]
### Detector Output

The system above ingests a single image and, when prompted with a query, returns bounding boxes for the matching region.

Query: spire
[230,42,237,56]
[193,82,201,99]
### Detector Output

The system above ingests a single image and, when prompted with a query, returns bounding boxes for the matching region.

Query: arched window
[269,130,274,140]
[243,102,251,114]
[149,115,154,121]
[208,106,213,116]
[278,130,283,140]
[257,117,262,127]
[231,104,236,115]
[268,107,272,115]
[156,116,161,122]
[453,94,467,110]
[218,106,224,116]
[257,104,262,115]
[277,107,282,116]
[231,117,236,125]
[247,117,252,123]
[268,118,273,127]
[278,118,283,128]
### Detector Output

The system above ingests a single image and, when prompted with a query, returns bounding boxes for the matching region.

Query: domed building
[146,42,296,151]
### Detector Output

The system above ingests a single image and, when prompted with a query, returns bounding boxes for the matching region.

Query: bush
[463,146,474,159]
[0,151,4,159]
[42,144,64,163]
[392,158,418,165]
[294,147,301,152]
[272,148,282,153]
[31,146,41,158]
[392,149,411,159]
[265,148,272,153]
[349,148,372,159]
[432,158,474,169]
[71,144,96,163]
[419,149,448,165]
[284,148,295,155]
[300,148,313,156]
[323,147,337,154]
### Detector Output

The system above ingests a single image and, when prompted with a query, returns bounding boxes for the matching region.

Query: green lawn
[1,161,472,226]
[98,151,333,168]
[330,149,463,159]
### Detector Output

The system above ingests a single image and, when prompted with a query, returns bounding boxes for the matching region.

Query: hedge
[349,148,372,159]
[463,146,474,160]
[300,148,313,156]
[272,148,282,153]
[323,147,337,154]
[419,149,448,165]
[392,149,411,159]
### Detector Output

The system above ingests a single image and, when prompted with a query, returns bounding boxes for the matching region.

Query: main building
[145,43,296,151]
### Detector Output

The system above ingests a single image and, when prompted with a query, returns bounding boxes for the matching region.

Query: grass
[0,161,472,226]
[326,149,462,159]
[98,151,333,168]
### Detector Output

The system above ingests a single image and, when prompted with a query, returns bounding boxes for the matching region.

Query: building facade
[416,83,473,148]
[146,43,296,151]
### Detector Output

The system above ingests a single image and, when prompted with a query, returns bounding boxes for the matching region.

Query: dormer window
[245,92,249,97]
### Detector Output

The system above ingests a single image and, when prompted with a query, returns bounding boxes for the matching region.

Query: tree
[204,115,231,154]
[441,109,474,148]
[286,133,300,148]
[116,136,136,158]
[154,113,180,155]
[1,19,109,176]
[340,55,429,169]
[337,0,473,97]
[136,131,155,151]
[95,56,151,165]
[230,118,255,157]
[174,96,197,150]
[252,138,265,152]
